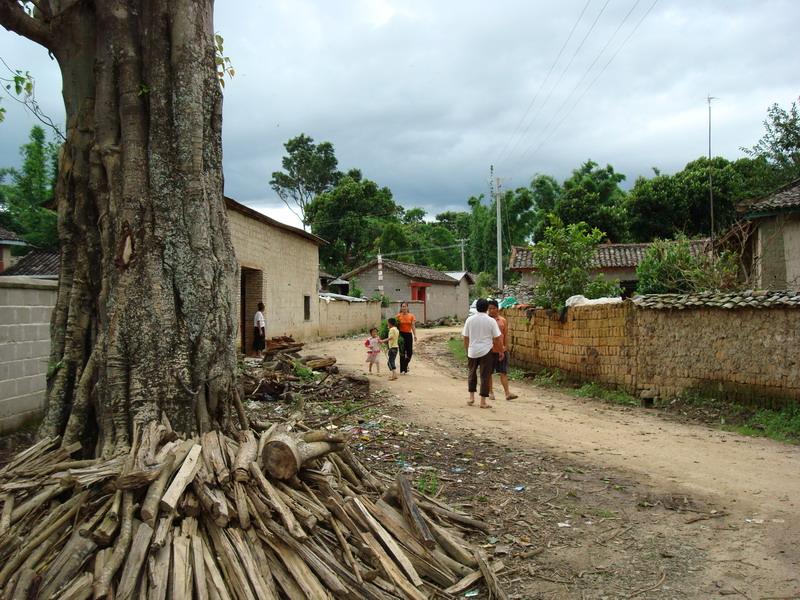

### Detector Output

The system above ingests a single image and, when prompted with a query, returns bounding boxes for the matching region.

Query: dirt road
[307,326,800,598]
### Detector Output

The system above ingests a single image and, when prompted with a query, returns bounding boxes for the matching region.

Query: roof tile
[1,250,59,277]
[737,179,800,215]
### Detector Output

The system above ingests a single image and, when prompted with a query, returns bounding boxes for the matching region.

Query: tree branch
[0,1,52,49]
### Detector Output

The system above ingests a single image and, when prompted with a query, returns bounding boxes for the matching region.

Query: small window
[303,295,311,321]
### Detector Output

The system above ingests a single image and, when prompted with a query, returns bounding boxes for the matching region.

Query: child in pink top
[364,327,382,374]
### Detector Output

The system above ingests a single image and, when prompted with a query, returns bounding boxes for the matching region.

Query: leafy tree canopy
[0,125,59,249]
[553,160,629,243]
[270,133,341,227]
[531,216,621,309]
[742,98,800,185]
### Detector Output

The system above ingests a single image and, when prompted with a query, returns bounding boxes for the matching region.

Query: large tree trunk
[1,0,238,457]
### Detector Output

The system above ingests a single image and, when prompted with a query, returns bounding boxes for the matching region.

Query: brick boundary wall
[318,299,381,339]
[505,302,800,408]
[0,277,57,434]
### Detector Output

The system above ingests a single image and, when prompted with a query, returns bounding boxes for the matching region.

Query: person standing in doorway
[462,298,502,408]
[253,301,266,358]
[487,299,518,401]
[396,301,417,374]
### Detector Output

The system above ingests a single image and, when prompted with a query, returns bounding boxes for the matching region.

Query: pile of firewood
[0,417,506,599]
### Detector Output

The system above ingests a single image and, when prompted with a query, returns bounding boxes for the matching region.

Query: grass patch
[416,471,441,496]
[293,361,315,381]
[532,369,568,388]
[574,382,638,407]
[508,367,526,381]
[447,337,467,362]
[725,404,800,443]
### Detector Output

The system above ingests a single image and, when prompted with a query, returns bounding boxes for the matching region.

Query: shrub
[531,216,611,309]
[636,236,739,294]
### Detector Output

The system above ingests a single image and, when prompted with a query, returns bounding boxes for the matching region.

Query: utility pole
[707,95,717,253]
[490,165,503,290]
[457,238,467,271]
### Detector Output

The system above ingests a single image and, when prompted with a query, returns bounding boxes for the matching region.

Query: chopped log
[92,490,123,546]
[93,490,135,599]
[55,572,94,600]
[444,559,505,595]
[349,497,424,587]
[0,490,87,588]
[115,520,153,600]
[233,482,250,530]
[172,533,193,600]
[202,431,230,485]
[232,431,257,482]
[396,474,436,550]
[263,432,341,480]
[148,532,172,600]
[152,513,174,550]
[39,529,97,598]
[200,537,233,600]
[359,532,427,600]
[10,483,63,525]
[423,512,477,568]
[159,444,202,513]
[304,357,336,370]
[140,439,195,526]
[0,493,13,534]
[232,387,250,431]
[250,463,307,539]
[474,548,508,600]
[260,543,313,600]
[191,534,209,600]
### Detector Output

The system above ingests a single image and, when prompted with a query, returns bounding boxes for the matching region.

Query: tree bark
[1,0,238,457]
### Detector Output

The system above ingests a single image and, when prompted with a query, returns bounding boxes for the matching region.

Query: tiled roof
[632,290,800,310]
[342,258,458,284]
[1,250,59,277]
[737,179,800,216]
[510,239,709,271]
[0,226,24,243]
[319,269,336,280]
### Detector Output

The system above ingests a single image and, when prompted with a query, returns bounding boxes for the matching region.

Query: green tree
[531,216,620,309]
[307,171,401,273]
[554,160,629,242]
[270,133,341,227]
[434,210,471,240]
[636,237,739,294]
[530,174,562,242]
[743,98,800,185]
[1,1,239,453]
[0,125,59,249]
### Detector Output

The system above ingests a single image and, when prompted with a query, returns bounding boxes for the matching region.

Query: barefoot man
[462,298,502,409]
[487,299,518,401]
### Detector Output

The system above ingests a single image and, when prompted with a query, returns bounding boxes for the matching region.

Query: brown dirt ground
[300,327,800,600]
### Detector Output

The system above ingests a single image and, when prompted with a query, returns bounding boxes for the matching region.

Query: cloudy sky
[1,0,797,228]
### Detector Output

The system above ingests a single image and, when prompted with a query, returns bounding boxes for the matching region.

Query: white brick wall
[0,276,56,434]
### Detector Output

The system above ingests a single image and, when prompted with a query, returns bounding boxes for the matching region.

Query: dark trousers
[399,332,413,372]
[387,348,398,371]
[468,352,495,397]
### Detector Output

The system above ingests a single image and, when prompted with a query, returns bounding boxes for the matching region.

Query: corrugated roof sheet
[632,290,800,309]
[737,179,800,216]
[510,239,709,271]
[1,250,59,277]
[342,258,458,284]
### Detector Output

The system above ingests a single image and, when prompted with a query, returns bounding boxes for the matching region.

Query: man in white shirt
[462,298,502,408]
[253,302,266,357]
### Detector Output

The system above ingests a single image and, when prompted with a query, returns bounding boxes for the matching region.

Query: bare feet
[506,393,518,400]
[467,398,475,406]
[480,402,493,409]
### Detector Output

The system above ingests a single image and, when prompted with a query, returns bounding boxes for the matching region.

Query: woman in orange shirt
[396,301,417,374]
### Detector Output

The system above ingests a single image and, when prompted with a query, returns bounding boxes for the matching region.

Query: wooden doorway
[240,267,264,354]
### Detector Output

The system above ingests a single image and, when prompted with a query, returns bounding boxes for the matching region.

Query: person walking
[462,298,502,408]
[253,301,266,358]
[385,318,400,380]
[487,299,518,401]
[396,301,417,374]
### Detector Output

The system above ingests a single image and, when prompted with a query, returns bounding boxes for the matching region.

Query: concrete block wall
[318,299,381,338]
[0,277,57,434]
[505,302,800,408]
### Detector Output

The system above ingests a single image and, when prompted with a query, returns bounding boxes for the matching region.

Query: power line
[494,0,591,167]
[516,0,641,165]
[499,0,611,171]
[526,0,660,161]
[374,242,471,259]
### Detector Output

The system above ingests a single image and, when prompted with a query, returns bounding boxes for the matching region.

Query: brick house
[735,179,800,290]
[342,258,469,321]
[225,197,326,348]
[509,240,709,293]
